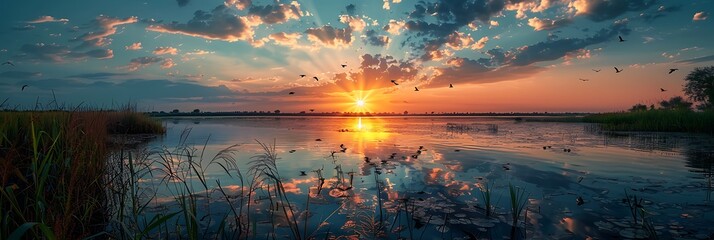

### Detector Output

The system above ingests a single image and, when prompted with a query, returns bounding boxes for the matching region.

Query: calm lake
[126,116,714,239]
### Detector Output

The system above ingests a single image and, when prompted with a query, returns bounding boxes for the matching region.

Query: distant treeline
[147,111,590,117]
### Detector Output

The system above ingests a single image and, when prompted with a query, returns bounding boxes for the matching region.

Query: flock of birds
[586,35,680,92]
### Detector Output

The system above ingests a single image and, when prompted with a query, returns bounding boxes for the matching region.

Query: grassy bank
[0,111,164,239]
[583,110,714,134]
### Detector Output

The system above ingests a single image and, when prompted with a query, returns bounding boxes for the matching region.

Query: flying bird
[299,171,307,176]
[614,67,623,73]
[618,36,625,42]
[390,80,399,85]
[289,92,295,95]
[2,61,14,66]
[299,74,306,78]
[313,76,319,81]
[660,88,667,92]
[449,84,453,88]
[341,64,347,68]
[21,84,28,91]
[579,78,589,82]
[414,87,419,91]
[668,69,679,74]
[592,69,601,72]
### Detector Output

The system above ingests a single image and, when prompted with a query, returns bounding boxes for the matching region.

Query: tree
[171,109,179,113]
[193,109,200,113]
[629,103,648,112]
[659,96,693,111]
[274,109,281,114]
[684,66,714,111]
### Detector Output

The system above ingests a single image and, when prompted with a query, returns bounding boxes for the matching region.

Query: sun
[356,99,365,107]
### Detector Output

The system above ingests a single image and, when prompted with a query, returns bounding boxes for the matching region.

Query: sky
[1,0,713,113]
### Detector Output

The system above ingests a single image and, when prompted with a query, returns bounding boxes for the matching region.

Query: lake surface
[126,116,714,239]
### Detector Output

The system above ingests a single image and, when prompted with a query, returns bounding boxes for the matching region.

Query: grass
[584,110,714,134]
[0,110,164,239]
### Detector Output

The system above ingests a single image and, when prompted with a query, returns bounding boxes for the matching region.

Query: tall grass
[0,110,164,239]
[584,110,714,134]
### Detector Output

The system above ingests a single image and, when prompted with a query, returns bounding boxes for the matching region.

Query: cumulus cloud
[427,57,543,87]
[527,17,573,31]
[305,26,353,48]
[444,32,487,50]
[363,30,390,46]
[125,42,142,50]
[569,0,657,22]
[225,0,252,10]
[161,58,177,69]
[247,1,302,24]
[16,43,113,62]
[383,20,405,35]
[153,46,179,55]
[339,15,366,32]
[75,15,138,47]
[147,5,255,42]
[693,12,708,21]
[268,32,302,46]
[27,16,69,24]
[125,56,167,71]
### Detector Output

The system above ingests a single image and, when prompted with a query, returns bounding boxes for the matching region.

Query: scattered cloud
[0,71,43,79]
[125,42,142,50]
[268,32,302,47]
[693,12,708,21]
[16,43,113,62]
[677,54,714,64]
[74,15,138,47]
[147,5,255,42]
[383,20,405,35]
[224,0,252,10]
[339,15,366,32]
[247,1,302,24]
[569,0,657,22]
[305,26,352,48]
[125,56,168,71]
[27,16,69,24]
[527,17,573,31]
[363,30,390,46]
[153,46,179,55]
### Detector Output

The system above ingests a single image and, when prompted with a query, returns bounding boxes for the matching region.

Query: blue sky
[1,0,713,112]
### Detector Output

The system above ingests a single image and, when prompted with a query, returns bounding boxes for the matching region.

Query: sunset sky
[1,0,713,113]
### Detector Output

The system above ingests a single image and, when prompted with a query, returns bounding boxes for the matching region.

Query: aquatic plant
[508,184,529,226]
[584,110,714,134]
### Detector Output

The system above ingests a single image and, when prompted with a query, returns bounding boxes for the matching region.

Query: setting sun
[356,100,365,107]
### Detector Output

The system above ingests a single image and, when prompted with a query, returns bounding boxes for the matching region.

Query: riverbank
[0,111,164,239]
[583,110,714,134]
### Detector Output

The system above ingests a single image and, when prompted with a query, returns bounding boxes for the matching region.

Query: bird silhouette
[579,78,589,81]
[592,69,601,72]
[618,36,625,42]
[300,171,307,176]
[660,88,667,92]
[668,69,679,74]
[414,87,419,91]
[313,76,319,81]
[614,67,623,73]
[299,74,306,78]
[21,85,28,91]
[390,80,399,85]
[341,64,347,68]
[288,92,295,95]
[2,61,15,66]
[449,84,453,88]
[576,196,585,206]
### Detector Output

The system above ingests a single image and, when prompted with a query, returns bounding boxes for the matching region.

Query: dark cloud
[0,71,42,79]
[426,57,543,87]
[68,72,129,79]
[345,4,356,15]
[305,26,353,47]
[363,29,390,46]
[247,2,302,24]
[677,55,714,64]
[176,0,189,7]
[147,5,253,42]
[125,56,173,71]
[16,43,113,62]
[640,5,681,22]
[573,0,658,22]
[507,22,629,66]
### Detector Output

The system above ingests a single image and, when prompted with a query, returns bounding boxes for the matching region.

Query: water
[126,116,714,239]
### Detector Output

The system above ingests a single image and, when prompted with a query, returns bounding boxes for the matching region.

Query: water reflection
[116,117,714,239]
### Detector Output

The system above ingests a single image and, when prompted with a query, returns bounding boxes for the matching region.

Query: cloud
[693,12,708,21]
[247,1,302,24]
[677,55,714,64]
[268,32,302,46]
[444,32,486,50]
[339,15,366,32]
[27,16,69,24]
[16,43,113,62]
[569,0,657,22]
[185,49,214,55]
[161,58,177,69]
[176,0,189,7]
[74,15,138,47]
[68,72,130,79]
[153,46,179,55]
[527,17,573,31]
[640,5,681,22]
[305,26,353,48]
[0,71,42,79]
[147,5,255,43]
[345,4,356,15]
[125,42,142,51]
[363,30,390,46]
[12,25,36,31]
[426,57,543,88]
[125,56,168,71]
[225,0,252,10]
[383,20,406,35]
